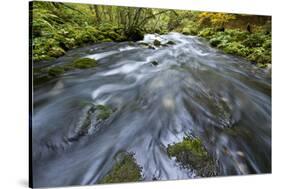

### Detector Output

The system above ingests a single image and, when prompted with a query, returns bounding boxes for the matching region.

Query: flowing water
[32,32,271,187]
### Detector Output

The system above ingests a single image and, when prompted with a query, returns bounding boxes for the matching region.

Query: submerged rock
[72,58,97,69]
[99,152,142,184]
[48,66,65,77]
[153,39,161,46]
[67,104,114,142]
[151,61,159,66]
[167,137,218,177]
[35,57,98,85]
[96,104,113,121]
[166,40,176,45]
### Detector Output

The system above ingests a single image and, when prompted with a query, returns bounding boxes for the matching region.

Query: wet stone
[167,137,218,177]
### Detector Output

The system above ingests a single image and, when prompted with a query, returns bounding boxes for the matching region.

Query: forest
[31,1,272,188]
[31,1,271,68]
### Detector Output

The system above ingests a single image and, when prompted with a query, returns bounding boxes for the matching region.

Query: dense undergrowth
[198,28,271,68]
[31,1,271,68]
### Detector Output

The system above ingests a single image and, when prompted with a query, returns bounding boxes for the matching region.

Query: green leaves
[199,28,271,66]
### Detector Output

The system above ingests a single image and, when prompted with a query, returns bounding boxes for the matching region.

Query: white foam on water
[86,51,118,60]
[119,46,138,51]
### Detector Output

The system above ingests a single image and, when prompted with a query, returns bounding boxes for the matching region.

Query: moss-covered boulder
[101,38,113,42]
[72,58,97,69]
[48,46,65,58]
[48,66,65,77]
[67,104,114,142]
[100,152,142,184]
[167,137,217,177]
[96,104,113,121]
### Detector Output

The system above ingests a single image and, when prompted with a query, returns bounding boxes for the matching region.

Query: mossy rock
[96,104,113,121]
[48,66,65,77]
[153,39,161,46]
[167,137,217,177]
[34,75,52,85]
[99,152,142,184]
[72,58,97,69]
[47,46,65,58]
[101,38,113,42]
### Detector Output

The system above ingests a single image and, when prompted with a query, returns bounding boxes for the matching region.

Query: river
[32,32,271,187]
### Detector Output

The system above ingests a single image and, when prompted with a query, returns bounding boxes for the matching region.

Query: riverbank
[32,32,271,187]
[33,24,271,69]
[31,2,271,68]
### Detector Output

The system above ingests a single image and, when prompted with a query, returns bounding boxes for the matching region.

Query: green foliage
[167,137,217,176]
[198,28,215,38]
[31,1,271,69]
[222,42,249,57]
[199,28,271,66]
[32,2,127,61]
[247,47,271,64]
[198,12,236,27]
[72,58,97,69]
[242,32,267,48]
[100,152,142,183]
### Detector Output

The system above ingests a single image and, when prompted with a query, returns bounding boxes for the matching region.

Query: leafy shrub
[198,28,215,38]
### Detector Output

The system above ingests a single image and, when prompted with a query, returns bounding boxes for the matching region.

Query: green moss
[167,137,217,176]
[96,104,113,120]
[101,38,113,42]
[72,58,97,69]
[100,152,142,184]
[48,66,65,77]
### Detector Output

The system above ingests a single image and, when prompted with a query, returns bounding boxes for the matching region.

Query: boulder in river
[99,152,142,183]
[153,39,162,47]
[167,137,218,177]
[72,58,97,69]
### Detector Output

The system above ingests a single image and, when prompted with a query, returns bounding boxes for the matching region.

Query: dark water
[32,33,271,187]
